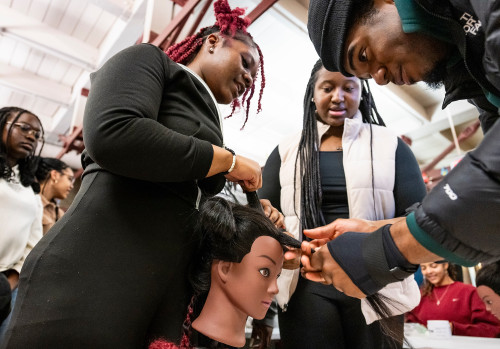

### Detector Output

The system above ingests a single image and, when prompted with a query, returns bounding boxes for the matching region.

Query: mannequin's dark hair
[165,0,265,129]
[191,196,301,295]
[476,261,500,295]
[295,59,385,231]
[149,197,300,349]
[0,106,44,193]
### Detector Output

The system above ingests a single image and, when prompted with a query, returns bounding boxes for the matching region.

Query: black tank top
[319,151,349,224]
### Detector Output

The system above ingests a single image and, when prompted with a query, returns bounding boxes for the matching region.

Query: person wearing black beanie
[302,0,500,300]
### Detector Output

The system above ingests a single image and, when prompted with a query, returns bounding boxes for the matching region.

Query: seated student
[149,197,301,349]
[35,157,74,235]
[0,107,43,340]
[406,261,500,337]
[476,261,500,322]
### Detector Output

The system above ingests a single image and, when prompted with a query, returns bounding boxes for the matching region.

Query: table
[404,333,500,348]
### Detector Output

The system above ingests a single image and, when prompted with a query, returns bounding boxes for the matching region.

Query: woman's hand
[259,199,285,228]
[208,146,262,192]
[4,270,19,290]
[303,218,382,241]
[224,154,262,192]
[301,245,366,298]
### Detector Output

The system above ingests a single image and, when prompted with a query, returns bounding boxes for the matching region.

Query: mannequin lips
[261,300,272,308]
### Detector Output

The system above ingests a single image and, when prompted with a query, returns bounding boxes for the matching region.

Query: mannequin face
[477,285,500,321]
[222,236,283,320]
[420,262,449,286]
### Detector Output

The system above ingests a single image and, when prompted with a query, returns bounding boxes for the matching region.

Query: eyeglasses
[61,172,75,184]
[6,122,43,141]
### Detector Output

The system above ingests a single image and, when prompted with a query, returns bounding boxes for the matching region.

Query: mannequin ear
[216,260,233,284]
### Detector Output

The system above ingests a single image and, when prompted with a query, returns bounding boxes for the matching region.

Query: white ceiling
[0,0,483,172]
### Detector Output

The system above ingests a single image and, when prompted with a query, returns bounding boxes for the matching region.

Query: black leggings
[278,277,402,349]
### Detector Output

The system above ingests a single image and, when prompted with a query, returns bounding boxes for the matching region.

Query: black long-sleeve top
[260,137,426,222]
[82,43,226,200]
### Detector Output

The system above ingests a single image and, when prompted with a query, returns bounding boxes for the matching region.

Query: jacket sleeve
[259,146,282,212]
[471,0,500,93]
[393,138,427,216]
[411,116,500,265]
[451,288,500,337]
[83,44,214,182]
[361,276,421,324]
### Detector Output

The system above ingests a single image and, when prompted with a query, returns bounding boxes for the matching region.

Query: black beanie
[307,0,357,76]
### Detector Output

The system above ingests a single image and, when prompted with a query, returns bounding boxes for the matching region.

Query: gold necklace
[434,284,452,306]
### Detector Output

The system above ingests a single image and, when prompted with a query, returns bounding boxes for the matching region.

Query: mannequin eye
[259,268,270,277]
[359,48,368,63]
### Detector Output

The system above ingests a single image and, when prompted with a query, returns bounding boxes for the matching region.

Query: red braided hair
[148,297,196,349]
[165,0,265,128]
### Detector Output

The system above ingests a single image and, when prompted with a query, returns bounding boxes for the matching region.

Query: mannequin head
[476,262,500,320]
[150,197,300,349]
[190,197,300,294]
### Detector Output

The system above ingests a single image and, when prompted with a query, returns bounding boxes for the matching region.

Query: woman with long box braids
[1,1,279,348]
[259,60,427,348]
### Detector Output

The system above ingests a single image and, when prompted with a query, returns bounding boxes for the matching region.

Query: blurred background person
[406,261,500,337]
[35,157,74,235]
[476,261,500,322]
[0,106,44,339]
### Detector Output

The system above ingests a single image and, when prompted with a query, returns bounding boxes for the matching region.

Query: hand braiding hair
[165,0,265,128]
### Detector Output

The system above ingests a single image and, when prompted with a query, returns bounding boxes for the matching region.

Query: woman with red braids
[2,1,277,348]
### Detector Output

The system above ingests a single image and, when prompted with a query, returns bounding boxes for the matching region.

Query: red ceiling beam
[56,125,84,159]
[152,0,279,48]
[420,120,480,174]
[186,0,213,38]
[247,0,279,23]
[60,0,278,162]
[151,0,204,47]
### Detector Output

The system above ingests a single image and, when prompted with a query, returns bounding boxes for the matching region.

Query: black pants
[0,273,11,324]
[278,277,402,349]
